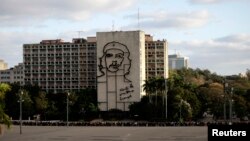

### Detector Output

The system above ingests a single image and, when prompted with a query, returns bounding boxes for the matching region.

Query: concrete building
[23,38,97,93]
[168,53,189,70]
[97,31,146,111]
[0,59,8,70]
[145,34,168,79]
[22,31,168,111]
[0,63,24,85]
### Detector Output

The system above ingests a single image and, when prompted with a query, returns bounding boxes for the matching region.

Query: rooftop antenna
[138,8,140,30]
[76,31,84,38]
[112,20,115,31]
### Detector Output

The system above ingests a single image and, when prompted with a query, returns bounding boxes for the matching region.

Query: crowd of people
[11,120,250,127]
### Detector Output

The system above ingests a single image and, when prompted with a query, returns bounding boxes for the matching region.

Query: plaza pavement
[0,125,207,141]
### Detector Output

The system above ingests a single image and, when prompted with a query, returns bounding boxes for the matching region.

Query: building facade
[168,53,189,70]
[0,63,24,85]
[145,34,168,79]
[22,31,168,111]
[97,31,146,111]
[0,59,8,70]
[23,38,96,93]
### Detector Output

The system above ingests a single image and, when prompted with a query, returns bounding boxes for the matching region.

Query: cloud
[0,31,55,67]
[169,34,250,75]
[124,10,210,30]
[215,34,250,44]
[0,0,138,27]
[189,0,248,4]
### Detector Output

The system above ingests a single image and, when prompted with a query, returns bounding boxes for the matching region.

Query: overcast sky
[0,0,249,75]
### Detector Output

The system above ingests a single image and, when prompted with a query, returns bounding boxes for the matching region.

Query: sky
[0,0,249,75]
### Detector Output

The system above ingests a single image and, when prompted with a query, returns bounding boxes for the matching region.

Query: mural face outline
[105,48,124,72]
[98,41,134,102]
[98,41,132,82]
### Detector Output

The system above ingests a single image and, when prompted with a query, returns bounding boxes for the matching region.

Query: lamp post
[223,81,228,122]
[164,79,168,120]
[18,90,24,134]
[229,87,234,125]
[179,99,183,123]
[66,92,70,127]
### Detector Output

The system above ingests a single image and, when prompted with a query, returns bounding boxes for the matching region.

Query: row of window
[0,72,10,74]
[147,60,164,63]
[24,44,96,49]
[147,68,164,70]
[146,46,164,49]
[1,76,23,79]
[0,76,10,79]
[147,55,164,58]
[24,52,96,57]
[147,71,165,76]
[0,72,23,75]
[39,85,96,89]
[24,61,96,65]
[147,51,164,54]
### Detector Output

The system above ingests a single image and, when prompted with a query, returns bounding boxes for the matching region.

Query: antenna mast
[138,8,140,30]
[112,20,115,31]
[76,31,84,38]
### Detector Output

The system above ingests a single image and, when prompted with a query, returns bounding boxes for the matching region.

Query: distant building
[0,63,24,85]
[0,59,8,70]
[23,38,97,93]
[168,53,189,70]
[145,34,168,79]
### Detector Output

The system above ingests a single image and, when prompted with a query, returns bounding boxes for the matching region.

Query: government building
[23,38,97,93]
[20,30,168,111]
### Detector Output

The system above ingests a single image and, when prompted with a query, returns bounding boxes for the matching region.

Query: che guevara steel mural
[98,41,134,103]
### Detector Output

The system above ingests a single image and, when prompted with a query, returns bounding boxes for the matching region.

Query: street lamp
[223,81,228,122]
[18,90,24,134]
[66,92,70,127]
[229,87,234,125]
[164,79,168,120]
[179,99,183,123]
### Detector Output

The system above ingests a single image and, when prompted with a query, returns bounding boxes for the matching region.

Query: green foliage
[34,91,48,117]
[129,96,156,120]
[246,69,250,80]
[135,68,250,121]
[4,84,98,121]
[2,68,250,122]
[0,83,11,128]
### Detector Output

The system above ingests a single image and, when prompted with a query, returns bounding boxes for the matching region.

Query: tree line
[1,84,98,125]
[130,68,250,122]
[1,68,250,128]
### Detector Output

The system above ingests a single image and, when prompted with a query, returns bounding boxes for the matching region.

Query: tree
[233,95,247,119]
[0,83,11,129]
[129,96,155,120]
[246,69,250,80]
[143,78,158,104]
[20,90,34,120]
[143,79,153,103]
[72,89,98,121]
[34,91,48,119]
[4,83,20,120]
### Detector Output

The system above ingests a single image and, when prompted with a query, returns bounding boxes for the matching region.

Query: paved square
[1,125,207,141]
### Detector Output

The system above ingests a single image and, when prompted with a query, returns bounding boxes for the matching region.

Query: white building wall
[97,31,145,111]
[0,60,8,70]
[0,63,24,85]
[163,41,169,79]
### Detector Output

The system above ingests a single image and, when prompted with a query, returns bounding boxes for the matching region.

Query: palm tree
[144,77,167,104]
[0,83,11,134]
[143,79,153,103]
